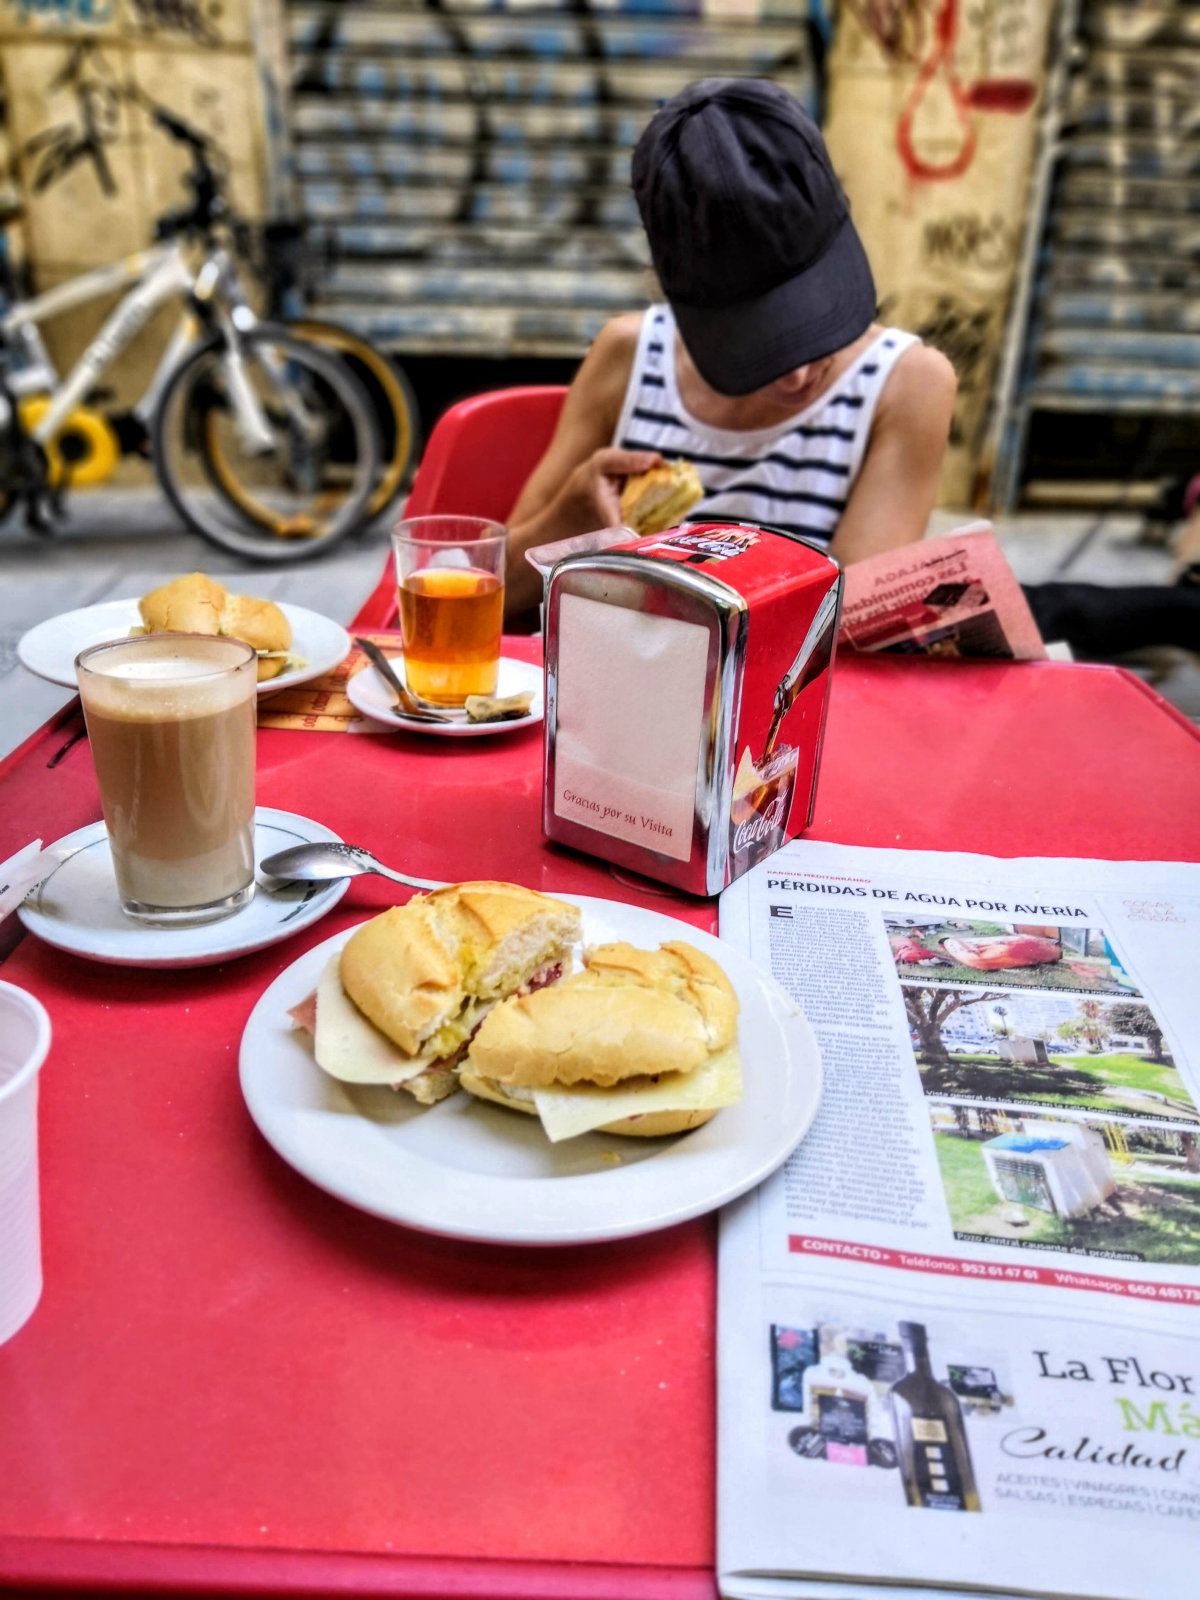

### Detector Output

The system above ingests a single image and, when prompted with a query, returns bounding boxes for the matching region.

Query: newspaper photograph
[718,841,1200,1600]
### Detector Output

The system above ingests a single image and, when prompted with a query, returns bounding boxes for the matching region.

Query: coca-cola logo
[733,793,789,853]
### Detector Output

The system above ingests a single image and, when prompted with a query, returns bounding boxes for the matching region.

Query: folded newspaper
[838,527,1046,661]
[719,840,1200,1600]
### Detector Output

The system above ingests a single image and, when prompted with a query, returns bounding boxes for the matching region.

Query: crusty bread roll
[466,939,738,1089]
[138,573,293,681]
[139,572,227,636]
[339,882,581,1058]
[220,593,292,681]
[457,1067,717,1139]
[619,460,704,536]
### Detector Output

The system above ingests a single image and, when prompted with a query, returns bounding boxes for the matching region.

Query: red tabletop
[1,644,1199,1598]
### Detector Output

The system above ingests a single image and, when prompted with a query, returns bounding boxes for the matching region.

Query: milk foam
[79,637,255,720]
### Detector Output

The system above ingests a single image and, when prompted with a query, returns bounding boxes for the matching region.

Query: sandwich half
[138,572,294,682]
[460,939,741,1140]
[619,460,704,536]
[290,882,581,1103]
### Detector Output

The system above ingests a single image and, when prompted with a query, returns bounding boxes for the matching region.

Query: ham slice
[942,935,1061,971]
[288,992,318,1033]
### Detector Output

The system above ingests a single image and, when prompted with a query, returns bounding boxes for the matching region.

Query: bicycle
[0,104,380,560]
[245,219,420,526]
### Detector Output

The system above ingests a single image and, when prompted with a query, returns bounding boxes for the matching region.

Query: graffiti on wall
[825,0,1053,500]
[21,40,121,194]
[128,0,221,46]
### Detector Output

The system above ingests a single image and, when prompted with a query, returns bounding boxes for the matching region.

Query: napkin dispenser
[542,521,842,895]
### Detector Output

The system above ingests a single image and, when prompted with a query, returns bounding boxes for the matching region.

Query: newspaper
[256,631,398,733]
[838,528,1046,661]
[718,839,1200,1600]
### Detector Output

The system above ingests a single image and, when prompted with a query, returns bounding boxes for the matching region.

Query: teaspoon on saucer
[352,638,461,722]
[258,843,447,893]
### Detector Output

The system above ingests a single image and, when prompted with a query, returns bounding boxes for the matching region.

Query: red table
[1,645,1198,1598]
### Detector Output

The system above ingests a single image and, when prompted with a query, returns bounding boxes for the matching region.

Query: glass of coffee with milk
[75,634,258,925]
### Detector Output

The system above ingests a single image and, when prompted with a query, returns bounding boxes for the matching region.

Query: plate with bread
[18,572,349,694]
[239,880,821,1244]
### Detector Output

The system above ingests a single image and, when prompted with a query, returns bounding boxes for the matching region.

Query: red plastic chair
[352,385,569,628]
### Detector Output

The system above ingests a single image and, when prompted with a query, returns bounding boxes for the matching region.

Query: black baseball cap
[631,79,877,396]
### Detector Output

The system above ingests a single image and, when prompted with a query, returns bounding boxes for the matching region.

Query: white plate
[17,598,350,697]
[239,894,822,1245]
[345,656,543,737]
[19,809,349,967]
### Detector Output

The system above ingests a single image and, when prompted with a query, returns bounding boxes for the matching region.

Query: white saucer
[17,599,350,697]
[345,656,543,737]
[19,809,349,967]
[239,894,823,1245]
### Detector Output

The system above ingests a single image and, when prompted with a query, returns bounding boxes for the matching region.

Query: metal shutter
[285,0,815,358]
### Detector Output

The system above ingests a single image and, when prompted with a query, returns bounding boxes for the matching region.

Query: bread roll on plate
[288,882,581,1104]
[138,572,294,682]
[460,939,742,1140]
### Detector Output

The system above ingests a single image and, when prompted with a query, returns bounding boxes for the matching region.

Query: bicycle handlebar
[150,106,209,153]
[149,105,226,241]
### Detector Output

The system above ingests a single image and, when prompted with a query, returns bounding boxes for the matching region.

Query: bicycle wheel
[152,323,380,562]
[289,321,419,521]
[194,321,418,534]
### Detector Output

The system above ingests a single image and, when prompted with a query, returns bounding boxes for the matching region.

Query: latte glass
[76,633,258,926]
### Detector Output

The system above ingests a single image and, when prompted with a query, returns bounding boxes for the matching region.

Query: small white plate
[19,809,349,968]
[345,656,543,737]
[239,894,822,1245]
[17,599,350,697]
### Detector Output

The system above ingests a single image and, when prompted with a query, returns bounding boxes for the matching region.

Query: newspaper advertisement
[838,529,1046,661]
[718,840,1200,1600]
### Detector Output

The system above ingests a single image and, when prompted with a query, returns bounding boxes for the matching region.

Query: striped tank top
[614,305,919,546]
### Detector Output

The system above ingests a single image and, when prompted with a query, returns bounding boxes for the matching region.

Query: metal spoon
[353,637,461,722]
[259,842,447,893]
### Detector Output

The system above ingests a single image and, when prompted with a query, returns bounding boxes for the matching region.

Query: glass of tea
[392,515,506,706]
[76,634,258,926]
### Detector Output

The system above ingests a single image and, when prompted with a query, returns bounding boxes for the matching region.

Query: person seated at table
[503,78,957,617]
[502,78,1200,666]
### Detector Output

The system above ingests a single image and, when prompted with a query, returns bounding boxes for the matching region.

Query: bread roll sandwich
[460,939,741,1140]
[289,882,582,1104]
[138,572,294,682]
[619,459,704,536]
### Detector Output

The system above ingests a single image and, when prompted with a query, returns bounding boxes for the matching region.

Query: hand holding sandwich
[551,447,665,536]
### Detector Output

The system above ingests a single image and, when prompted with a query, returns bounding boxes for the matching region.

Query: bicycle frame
[1,242,197,447]
[0,238,285,459]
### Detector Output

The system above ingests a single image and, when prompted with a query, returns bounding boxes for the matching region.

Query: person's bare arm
[828,344,957,568]
[504,314,660,614]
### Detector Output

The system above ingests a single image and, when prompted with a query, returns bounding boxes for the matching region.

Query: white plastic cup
[0,980,50,1346]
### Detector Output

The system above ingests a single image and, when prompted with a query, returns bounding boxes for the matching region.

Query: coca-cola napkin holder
[542,521,843,896]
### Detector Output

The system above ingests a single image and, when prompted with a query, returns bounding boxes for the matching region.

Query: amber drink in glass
[393,515,506,705]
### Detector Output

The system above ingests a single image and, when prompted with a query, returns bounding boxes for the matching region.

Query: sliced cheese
[531,1042,742,1142]
[313,953,429,1084]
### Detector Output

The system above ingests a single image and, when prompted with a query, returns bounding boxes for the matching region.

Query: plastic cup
[0,980,50,1346]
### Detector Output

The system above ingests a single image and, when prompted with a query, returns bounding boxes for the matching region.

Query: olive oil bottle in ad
[889,1322,980,1511]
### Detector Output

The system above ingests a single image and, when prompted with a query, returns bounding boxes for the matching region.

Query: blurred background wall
[0,0,1195,514]
[823,0,1055,507]
[0,0,273,409]
[282,0,818,422]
